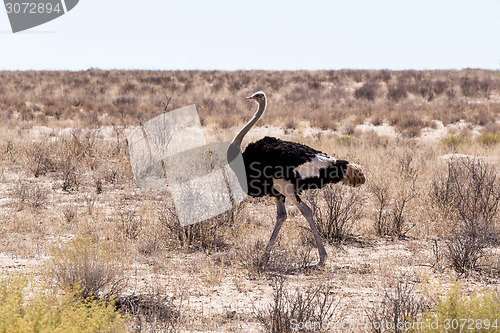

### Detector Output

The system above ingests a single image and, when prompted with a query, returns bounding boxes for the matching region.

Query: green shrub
[479,133,500,146]
[421,283,500,332]
[0,276,126,333]
[336,135,355,146]
[441,135,464,149]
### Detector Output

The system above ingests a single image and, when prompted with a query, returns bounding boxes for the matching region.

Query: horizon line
[0,67,499,72]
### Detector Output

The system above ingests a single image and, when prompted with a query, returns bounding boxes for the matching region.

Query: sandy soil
[0,121,498,332]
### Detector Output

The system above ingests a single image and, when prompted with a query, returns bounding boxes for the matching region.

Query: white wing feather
[294,154,336,179]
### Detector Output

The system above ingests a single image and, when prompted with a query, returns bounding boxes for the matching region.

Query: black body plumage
[241,136,348,198]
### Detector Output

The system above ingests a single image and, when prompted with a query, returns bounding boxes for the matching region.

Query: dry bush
[355,81,379,101]
[387,82,408,102]
[431,157,500,275]
[237,240,315,275]
[367,277,429,333]
[429,239,445,274]
[15,182,47,210]
[284,118,297,130]
[371,114,384,126]
[342,122,356,136]
[414,79,449,101]
[60,158,80,192]
[135,218,168,256]
[26,142,56,177]
[219,116,237,130]
[305,184,365,243]
[255,275,339,333]
[431,157,499,230]
[389,111,426,137]
[118,210,142,240]
[370,184,391,236]
[94,178,103,194]
[399,116,424,137]
[387,178,419,238]
[446,87,457,101]
[473,108,496,126]
[447,230,489,276]
[237,240,267,274]
[115,287,181,332]
[369,151,420,238]
[377,70,392,83]
[45,236,126,299]
[483,121,500,135]
[460,76,492,98]
[61,129,98,159]
[52,130,102,191]
[370,179,418,238]
[62,205,78,224]
[266,245,315,273]
[415,80,435,101]
[158,204,235,251]
[0,139,15,162]
[310,112,337,130]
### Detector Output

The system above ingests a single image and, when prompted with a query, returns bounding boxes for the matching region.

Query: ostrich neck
[231,100,266,148]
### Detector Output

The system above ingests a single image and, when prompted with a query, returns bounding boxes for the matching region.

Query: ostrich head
[246,91,266,104]
[231,91,267,149]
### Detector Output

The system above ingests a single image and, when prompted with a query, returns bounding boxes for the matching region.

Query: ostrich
[229,91,365,267]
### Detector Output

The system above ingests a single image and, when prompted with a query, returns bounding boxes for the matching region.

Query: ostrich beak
[246,96,255,100]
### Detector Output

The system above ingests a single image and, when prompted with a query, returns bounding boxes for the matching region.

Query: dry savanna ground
[0,69,499,332]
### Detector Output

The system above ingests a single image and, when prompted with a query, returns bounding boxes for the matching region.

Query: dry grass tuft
[237,240,315,276]
[255,275,339,333]
[367,275,430,333]
[45,236,127,299]
[15,182,47,211]
[306,184,365,243]
[159,204,237,251]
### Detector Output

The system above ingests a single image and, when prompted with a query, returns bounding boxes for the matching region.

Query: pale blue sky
[1,0,499,70]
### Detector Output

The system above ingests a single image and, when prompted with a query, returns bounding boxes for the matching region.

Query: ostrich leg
[261,196,287,266]
[295,200,327,266]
